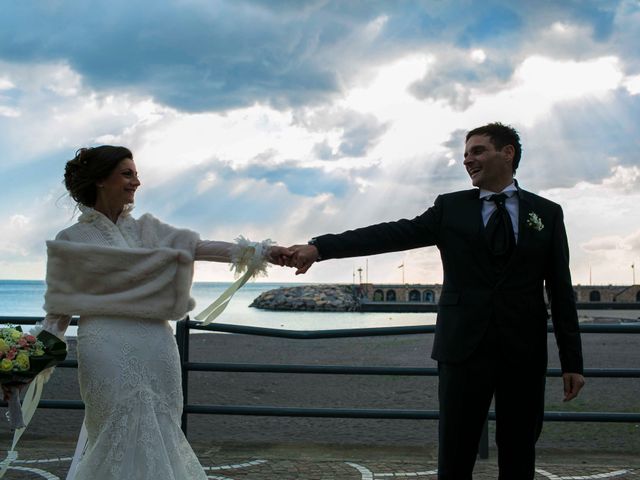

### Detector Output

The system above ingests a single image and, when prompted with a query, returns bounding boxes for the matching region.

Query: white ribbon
[0,373,46,478]
[194,266,257,324]
[195,240,271,325]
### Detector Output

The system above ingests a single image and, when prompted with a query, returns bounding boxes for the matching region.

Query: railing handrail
[181,362,640,377]
[185,320,640,337]
[2,316,639,335]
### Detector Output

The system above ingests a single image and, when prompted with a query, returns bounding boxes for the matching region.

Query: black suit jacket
[314,187,583,374]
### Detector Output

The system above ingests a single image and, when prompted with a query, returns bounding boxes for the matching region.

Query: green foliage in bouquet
[0,326,67,385]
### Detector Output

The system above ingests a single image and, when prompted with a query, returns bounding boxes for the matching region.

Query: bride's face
[98,158,141,206]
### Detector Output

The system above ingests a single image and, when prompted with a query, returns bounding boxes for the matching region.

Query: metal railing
[2,316,640,460]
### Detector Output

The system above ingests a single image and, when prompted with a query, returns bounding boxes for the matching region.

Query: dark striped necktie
[484,193,515,258]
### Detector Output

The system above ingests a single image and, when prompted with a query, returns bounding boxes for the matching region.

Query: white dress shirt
[479,182,519,243]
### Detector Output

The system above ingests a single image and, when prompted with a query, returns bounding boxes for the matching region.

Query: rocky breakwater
[250,284,361,311]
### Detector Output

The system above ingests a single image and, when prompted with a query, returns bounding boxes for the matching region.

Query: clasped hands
[267,244,318,275]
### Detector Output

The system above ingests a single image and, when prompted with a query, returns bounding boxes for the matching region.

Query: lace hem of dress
[74,394,206,480]
[74,331,206,480]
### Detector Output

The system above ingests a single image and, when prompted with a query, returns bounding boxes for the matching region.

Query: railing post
[478,415,489,459]
[176,317,190,435]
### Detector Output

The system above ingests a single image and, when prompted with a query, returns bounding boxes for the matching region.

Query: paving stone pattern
[1,441,638,479]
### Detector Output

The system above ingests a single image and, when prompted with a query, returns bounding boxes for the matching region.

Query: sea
[0,279,436,335]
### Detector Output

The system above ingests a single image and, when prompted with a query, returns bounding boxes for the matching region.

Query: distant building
[573,284,640,303]
[358,283,640,304]
[360,284,443,303]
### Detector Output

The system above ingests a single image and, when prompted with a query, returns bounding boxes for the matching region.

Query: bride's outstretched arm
[194,240,236,263]
[192,239,292,324]
[194,239,292,267]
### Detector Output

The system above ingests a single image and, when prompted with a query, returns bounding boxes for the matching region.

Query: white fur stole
[44,241,196,321]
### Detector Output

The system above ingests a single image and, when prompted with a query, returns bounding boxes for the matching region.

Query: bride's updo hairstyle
[64,146,133,206]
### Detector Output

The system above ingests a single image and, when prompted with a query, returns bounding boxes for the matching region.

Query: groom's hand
[288,244,319,275]
[562,372,585,401]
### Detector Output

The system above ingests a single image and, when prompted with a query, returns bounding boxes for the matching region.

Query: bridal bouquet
[0,326,67,430]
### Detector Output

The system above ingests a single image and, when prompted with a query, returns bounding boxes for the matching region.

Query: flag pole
[365,259,368,284]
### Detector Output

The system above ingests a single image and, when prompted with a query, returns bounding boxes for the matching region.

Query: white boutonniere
[526,212,544,231]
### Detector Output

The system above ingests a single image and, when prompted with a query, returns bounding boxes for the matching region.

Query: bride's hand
[267,246,294,266]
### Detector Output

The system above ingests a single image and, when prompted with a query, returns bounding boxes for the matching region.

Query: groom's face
[463,134,514,191]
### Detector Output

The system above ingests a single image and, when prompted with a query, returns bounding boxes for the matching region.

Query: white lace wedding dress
[41,206,270,480]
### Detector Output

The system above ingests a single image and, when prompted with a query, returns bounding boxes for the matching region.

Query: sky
[1,0,639,286]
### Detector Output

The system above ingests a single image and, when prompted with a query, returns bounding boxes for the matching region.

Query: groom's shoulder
[438,188,478,202]
[519,188,562,211]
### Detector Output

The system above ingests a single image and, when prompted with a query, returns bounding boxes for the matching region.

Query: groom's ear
[501,144,515,168]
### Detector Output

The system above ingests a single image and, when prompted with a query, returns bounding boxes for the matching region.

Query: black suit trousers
[437,320,546,480]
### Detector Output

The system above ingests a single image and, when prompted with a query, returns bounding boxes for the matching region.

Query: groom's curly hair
[64,145,133,206]
[466,122,522,173]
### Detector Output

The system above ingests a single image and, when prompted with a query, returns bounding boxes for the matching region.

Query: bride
[40,145,291,479]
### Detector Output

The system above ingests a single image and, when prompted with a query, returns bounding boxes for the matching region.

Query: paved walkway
[2,441,638,479]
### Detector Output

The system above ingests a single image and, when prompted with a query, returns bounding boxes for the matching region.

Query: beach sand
[2,326,639,454]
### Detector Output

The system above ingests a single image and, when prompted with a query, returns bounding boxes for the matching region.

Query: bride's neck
[93,200,124,224]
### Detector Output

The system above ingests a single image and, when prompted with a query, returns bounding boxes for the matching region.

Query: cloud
[233,157,359,197]
[577,228,640,286]
[0,1,632,114]
[0,77,15,90]
[601,165,640,192]
[624,74,640,94]
[582,235,630,252]
[294,108,389,159]
[408,48,513,111]
[456,5,523,47]
[0,60,160,168]
[442,128,467,153]
[0,106,19,118]
[0,1,355,112]
[520,89,640,191]
[540,164,640,285]
[0,186,78,279]
[0,215,32,256]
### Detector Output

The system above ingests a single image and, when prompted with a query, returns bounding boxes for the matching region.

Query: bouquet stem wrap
[0,375,46,478]
[0,329,67,478]
[7,388,24,430]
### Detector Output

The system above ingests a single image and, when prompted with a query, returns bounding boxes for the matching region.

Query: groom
[288,122,585,479]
